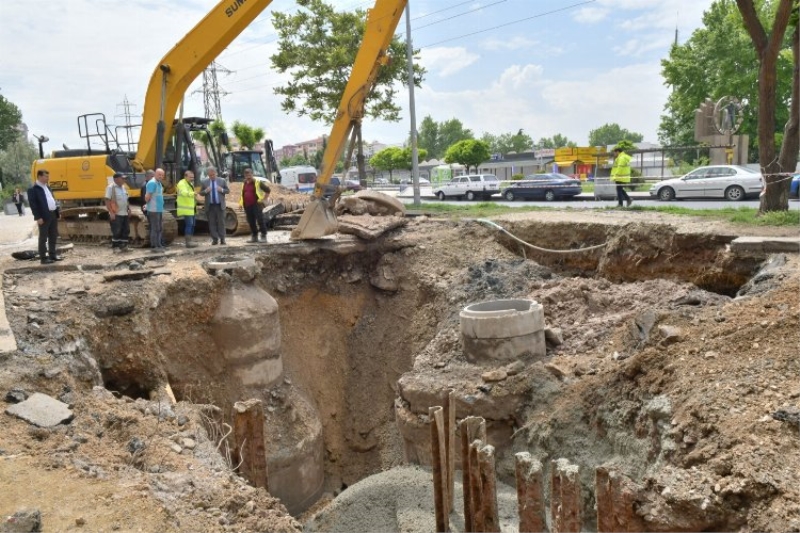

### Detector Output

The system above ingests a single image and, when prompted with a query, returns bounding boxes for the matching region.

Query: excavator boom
[291,0,408,240]
[135,0,275,170]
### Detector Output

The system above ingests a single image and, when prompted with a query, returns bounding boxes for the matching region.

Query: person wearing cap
[610,147,633,207]
[105,172,131,253]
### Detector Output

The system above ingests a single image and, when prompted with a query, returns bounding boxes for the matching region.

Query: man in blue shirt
[144,168,166,251]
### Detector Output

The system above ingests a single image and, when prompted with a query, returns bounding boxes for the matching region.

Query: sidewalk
[0,211,37,247]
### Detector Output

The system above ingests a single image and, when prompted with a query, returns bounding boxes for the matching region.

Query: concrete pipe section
[460,299,545,364]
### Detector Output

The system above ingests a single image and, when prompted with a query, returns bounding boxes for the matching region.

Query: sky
[0,0,714,155]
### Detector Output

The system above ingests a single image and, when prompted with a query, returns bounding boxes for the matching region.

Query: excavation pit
[1,213,797,532]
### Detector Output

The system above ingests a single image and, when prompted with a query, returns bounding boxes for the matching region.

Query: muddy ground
[0,208,798,532]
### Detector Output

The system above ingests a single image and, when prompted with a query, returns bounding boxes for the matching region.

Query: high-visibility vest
[176,178,196,217]
[610,152,632,183]
[238,179,266,207]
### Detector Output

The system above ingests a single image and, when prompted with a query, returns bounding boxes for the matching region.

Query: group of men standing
[110,165,270,253]
[28,165,272,265]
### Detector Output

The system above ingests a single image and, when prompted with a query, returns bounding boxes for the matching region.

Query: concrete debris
[544,363,567,379]
[92,297,135,318]
[1,509,42,533]
[481,369,508,382]
[772,408,800,427]
[658,325,683,345]
[544,327,563,346]
[102,269,155,282]
[504,361,525,376]
[632,309,658,343]
[370,263,399,292]
[5,393,74,427]
[5,388,28,404]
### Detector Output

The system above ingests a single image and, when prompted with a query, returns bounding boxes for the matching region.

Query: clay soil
[0,208,798,532]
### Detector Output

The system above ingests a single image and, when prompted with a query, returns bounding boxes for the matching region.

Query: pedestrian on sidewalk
[200,167,229,245]
[176,170,202,248]
[104,172,131,253]
[239,167,269,243]
[611,147,633,208]
[144,168,166,252]
[12,188,24,216]
[27,169,62,265]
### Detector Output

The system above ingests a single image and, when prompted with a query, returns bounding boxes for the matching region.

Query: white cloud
[481,36,537,51]
[418,47,480,77]
[573,7,610,24]
[613,36,672,57]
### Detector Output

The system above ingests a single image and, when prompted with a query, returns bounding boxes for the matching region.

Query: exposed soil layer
[0,209,798,532]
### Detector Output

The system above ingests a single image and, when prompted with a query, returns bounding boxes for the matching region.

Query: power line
[420,0,596,49]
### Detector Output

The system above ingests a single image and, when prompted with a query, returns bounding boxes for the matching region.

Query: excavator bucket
[290,197,338,240]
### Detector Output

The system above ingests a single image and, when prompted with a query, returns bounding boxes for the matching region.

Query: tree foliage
[588,123,643,147]
[231,121,265,150]
[270,0,424,125]
[416,116,473,160]
[536,134,576,149]
[370,146,404,179]
[443,139,490,173]
[659,0,794,164]
[0,137,37,190]
[0,93,23,153]
[481,129,533,155]
[280,153,311,167]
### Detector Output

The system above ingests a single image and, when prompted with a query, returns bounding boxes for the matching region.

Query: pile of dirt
[0,208,797,532]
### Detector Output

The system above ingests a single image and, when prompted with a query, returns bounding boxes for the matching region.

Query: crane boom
[134,0,275,170]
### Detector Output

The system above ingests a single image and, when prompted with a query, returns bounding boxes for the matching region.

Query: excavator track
[60,207,178,247]
[225,206,252,236]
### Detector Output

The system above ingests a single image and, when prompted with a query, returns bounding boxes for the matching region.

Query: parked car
[649,165,762,201]
[344,179,362,192]
[790,174,800,199]
[433,174,500,201]
[502,173,582,202]
[400,177,431,186]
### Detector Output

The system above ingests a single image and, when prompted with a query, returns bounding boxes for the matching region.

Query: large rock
[5,393,73,427]
[1,509,42,532]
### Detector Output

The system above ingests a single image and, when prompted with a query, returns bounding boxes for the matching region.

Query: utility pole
[405,1,420,206]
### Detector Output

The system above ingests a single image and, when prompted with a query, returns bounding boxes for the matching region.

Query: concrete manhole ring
[460,299,546,363]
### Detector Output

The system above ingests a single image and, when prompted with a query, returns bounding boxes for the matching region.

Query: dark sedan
[502,173,582,201]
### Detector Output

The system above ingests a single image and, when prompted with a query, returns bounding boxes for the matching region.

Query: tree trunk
[737,0,796,213]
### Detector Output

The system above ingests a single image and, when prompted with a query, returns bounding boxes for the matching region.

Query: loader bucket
[290,197,338,240]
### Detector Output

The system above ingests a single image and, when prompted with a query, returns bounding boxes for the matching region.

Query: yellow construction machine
[31,0,407,243]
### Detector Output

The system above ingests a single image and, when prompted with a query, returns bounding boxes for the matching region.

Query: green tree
[281,153,311,167]
[482,129,534,155]
[0,136,37,190]
[588,123,643,147]
[418,116,441,159]
[270,0,425,179]
[537,134,576,148]
[438,118,474,154]
[443,139,490,173]
[736,0,799,212]
[370,146,404,180]
[613,140,637,153]
[231,121,265,150]
[0,93,22,152]
[659,0,793,164]
[400,146,427,169]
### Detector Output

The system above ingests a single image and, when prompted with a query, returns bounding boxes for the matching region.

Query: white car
[649,165,763,201]
[433,174,500,201]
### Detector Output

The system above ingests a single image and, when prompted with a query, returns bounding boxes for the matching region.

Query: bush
[511,173,525,181]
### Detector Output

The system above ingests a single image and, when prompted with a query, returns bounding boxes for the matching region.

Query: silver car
[649,165,762,201]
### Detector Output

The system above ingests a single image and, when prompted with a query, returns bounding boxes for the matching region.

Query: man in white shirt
[27,169,62,264]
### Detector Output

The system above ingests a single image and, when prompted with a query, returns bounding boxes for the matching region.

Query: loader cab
[224,151,269,183]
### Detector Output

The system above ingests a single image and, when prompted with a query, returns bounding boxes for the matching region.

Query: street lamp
[34,134,49,158]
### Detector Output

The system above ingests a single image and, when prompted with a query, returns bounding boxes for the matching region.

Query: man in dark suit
[28,169,62,264]
[199,166,229,245]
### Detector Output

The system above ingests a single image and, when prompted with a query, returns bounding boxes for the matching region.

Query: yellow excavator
[31,0,407,243]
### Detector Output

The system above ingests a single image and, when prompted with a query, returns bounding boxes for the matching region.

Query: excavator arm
[134,0,276,171]
[292,0,408,239]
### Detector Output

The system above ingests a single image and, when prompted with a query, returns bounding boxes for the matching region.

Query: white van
[280,165,318,193]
